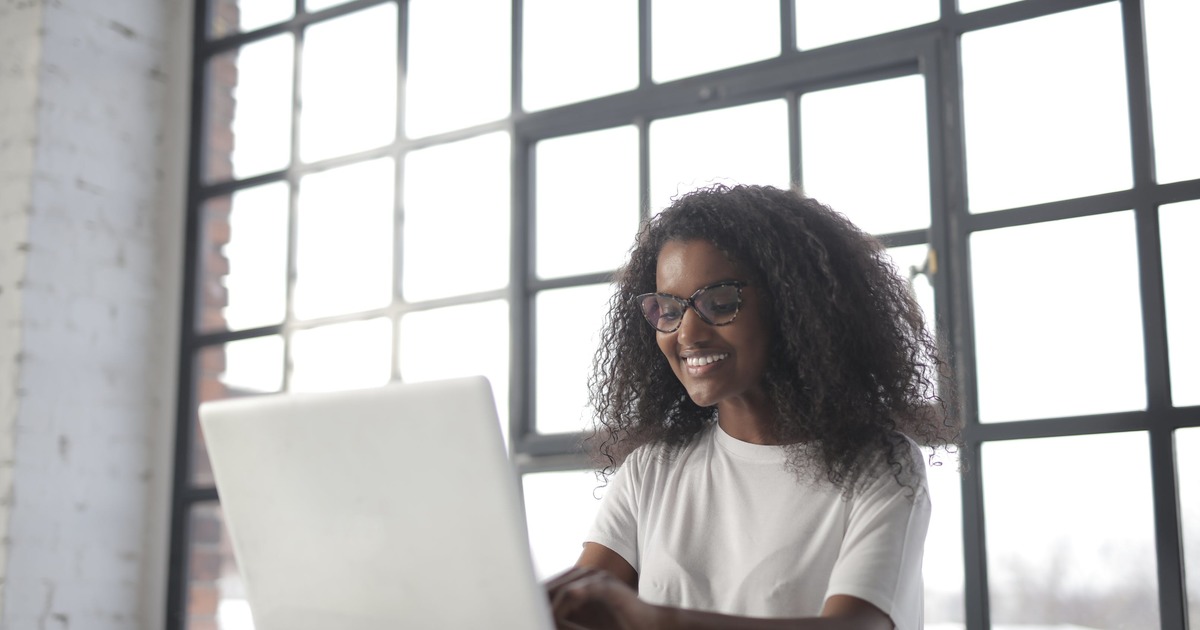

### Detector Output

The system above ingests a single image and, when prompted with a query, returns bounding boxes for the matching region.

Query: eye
[657,301,684,321]
[698,286,741,316]
[706,299,738,315]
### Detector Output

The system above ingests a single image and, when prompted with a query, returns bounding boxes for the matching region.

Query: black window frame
[167,1,1200,628]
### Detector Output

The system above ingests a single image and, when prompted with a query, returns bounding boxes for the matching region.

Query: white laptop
[199,376,555,630]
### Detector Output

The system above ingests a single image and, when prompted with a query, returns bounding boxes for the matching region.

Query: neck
[715,397,781,445]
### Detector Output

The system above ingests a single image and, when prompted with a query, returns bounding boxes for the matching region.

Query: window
[170,1,1200,628]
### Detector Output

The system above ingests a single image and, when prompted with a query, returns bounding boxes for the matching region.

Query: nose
[675,306,712,345]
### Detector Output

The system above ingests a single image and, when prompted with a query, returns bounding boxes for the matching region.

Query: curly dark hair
[587,184,960,492]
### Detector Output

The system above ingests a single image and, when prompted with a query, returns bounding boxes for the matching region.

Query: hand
[544,566,661,630]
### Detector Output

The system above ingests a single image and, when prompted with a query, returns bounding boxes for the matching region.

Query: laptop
[199,376,556,630]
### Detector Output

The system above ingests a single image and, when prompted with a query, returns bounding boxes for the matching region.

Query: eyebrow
[652,279,745,297]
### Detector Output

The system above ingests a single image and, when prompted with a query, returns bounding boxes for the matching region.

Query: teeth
[685,354,728,367]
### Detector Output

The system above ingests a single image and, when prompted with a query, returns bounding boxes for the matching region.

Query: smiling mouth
[684,353,728,367]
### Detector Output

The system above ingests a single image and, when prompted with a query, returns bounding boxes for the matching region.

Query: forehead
[655,239,743,293]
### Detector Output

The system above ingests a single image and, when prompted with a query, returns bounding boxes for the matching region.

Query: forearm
[651,600,891,630]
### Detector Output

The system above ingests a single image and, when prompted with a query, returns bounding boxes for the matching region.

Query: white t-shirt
[585,422,930,630]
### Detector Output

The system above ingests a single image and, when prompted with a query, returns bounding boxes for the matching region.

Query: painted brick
[0,0,190,628]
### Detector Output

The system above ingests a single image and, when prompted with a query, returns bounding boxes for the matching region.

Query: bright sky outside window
[290,318,393,393]
[293,158,395,321]
[402,132,510,302]
[649,100,790,214]
[652,0,779,83]
[795,0,938,50]
[1160,201,1200,408]
[209,35,292,182]
[299,3,397,162]
[961,3,1132,213]
[801,75,930,235]
[405,0,510,138]
[218,336,285,396]
[522,0,638,112]
[535,126,639,279]
[1177,428,1200,630]
[536,284,612,434]
[982,432,1160,628]
[886,245,936,341]
[306,0,355,12]
[523,470,607,580]
[1145,0,1200,184]
[970,211,1147,423]
[211,183,289,332]
[957,0,1021,13]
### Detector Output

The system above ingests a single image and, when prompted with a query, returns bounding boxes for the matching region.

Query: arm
[575,542,637,589]
[549,544,893,630]
[654,595,892,630]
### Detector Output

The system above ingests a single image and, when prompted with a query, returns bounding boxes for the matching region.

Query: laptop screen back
[199,376,554,630]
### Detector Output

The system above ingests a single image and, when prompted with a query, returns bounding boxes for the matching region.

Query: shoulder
[853,433,929,500]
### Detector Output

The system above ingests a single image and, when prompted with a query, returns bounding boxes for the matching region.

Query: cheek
[734,326,772,371]
[655,333,677,365]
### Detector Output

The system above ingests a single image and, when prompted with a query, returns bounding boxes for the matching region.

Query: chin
[684,388,722,409]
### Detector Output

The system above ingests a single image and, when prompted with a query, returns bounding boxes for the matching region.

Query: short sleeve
[825,443,931,630]
[583,449,645,572]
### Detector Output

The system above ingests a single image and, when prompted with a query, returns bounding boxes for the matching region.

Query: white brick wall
[0,0,190,628]
[0,0,45,619]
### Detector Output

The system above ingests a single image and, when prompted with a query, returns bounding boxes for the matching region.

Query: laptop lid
[198,376,554,630]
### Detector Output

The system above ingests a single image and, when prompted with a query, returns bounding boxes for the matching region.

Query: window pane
[204,35,293,183]
[536,126,639,279]
[399,300,510,443]
[801,76,930,235]
[957,0,1021,12]
[406,0,510,137]
[523,0,638,112]
[962,3,1132,212]
[1161,201,1200,407]
[652,0,779,83]
[198,184,289,333]
[186,503,252,630]
[193,338,285,486]
[795,0,938,50]
[971,212,1146,423]
[294,158,394,320]
[306,0,354,12]
[649,100,790,214]
[1146,0,1200,183]
[403,132,510,301]
[209,0,294,38]
[536,284,612,434]
[299,4,397,162]
[886,245,936,338]
[983,432,1160,628]
[923,448,964,626]
[523,469,608,580]
[1177,428,1200,629]
[290,318,392,392]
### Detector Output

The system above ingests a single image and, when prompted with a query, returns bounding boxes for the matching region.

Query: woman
[546,184,958,630]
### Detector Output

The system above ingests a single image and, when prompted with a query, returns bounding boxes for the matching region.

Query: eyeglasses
[635,281,747,333]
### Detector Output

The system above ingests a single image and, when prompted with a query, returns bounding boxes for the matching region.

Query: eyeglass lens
[639,283,742,332]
